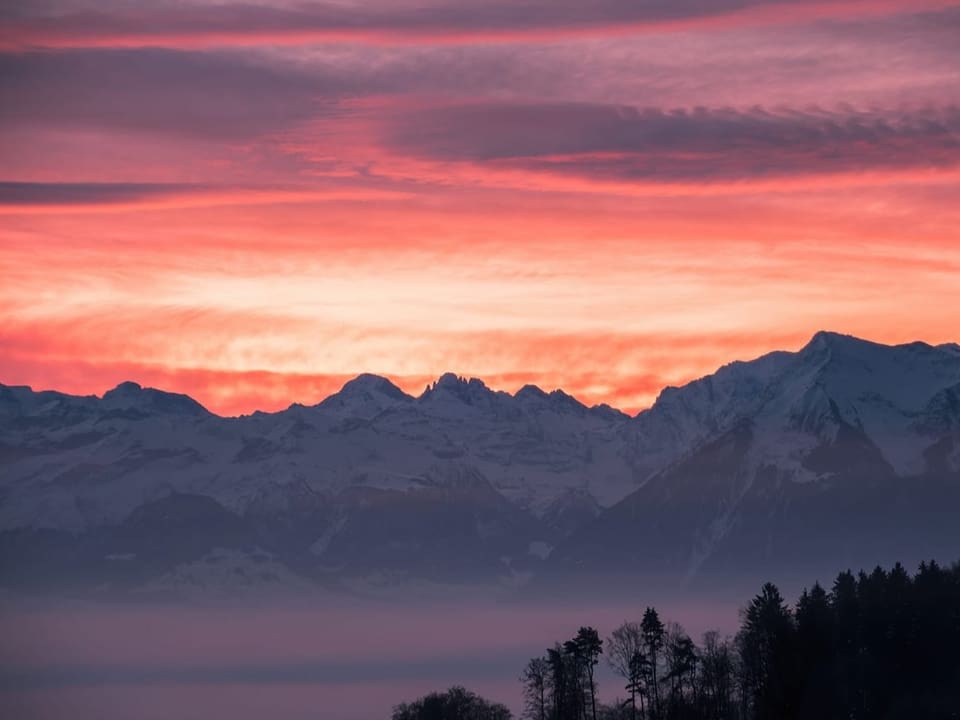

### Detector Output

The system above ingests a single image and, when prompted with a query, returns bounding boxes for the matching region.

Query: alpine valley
[2,332,958,599]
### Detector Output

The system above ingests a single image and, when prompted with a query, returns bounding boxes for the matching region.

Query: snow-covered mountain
[548,332,960,587]
[1,332,958,597]
[0,371,634,595]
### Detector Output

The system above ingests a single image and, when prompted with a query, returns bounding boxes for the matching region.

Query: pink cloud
[1,0,953,49]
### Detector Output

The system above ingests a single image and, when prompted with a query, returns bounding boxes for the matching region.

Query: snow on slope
[544,332,960,583]
[630,332,960,481]
[2,332,959,592]
[0,373,635,533]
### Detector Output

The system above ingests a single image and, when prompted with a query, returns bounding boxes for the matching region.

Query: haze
[0,594,742,719]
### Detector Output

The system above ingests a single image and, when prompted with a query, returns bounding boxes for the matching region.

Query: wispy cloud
[0,49,330,139]
[3,1,959,414]
[0,182,410,213]
[375,103,960,180]
[2,0,952,48]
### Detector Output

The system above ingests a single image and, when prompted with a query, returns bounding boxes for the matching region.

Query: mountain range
[1,331,958,598]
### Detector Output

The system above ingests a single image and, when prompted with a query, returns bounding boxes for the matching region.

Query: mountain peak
[515,384,548,401]
[419,373,505,410]
[797,332,960,373]
[108,380,143,395]
[801,331,947,357]
[101,381,209,417]
[435,371,464,387]
[424,373,491,394]
[515,384,589,415]
[797,331,902,371]
[804,330,873,351]
[338,374,410,400]
[315,373,411,418]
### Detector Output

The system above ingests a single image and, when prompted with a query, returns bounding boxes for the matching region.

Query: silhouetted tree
[641,608,666,719]
[737,583,796,720]
[665,623,698,718]
[907,559,960,716]
[830,569,860,717]
[856,565,891,717]
[547,644,579,720]
[607,622,646,720]
[698,631,736,720]
[793,582,834,716]
[562,638,586,720]
[575,627,603,720]
[522,657,549,720]
[883,560,914,704]
[392,686,512,720]
[401,560,960,720]
[629,650,651,719]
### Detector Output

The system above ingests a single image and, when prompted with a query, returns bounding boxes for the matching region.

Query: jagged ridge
[1,331,958,596]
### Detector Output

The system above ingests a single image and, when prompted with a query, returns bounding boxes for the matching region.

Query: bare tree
[522,656,549,720]
[700,631,736,720]
[607,622,645,720]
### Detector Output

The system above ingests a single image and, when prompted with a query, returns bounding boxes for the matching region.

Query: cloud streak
[0,49,332,140]
[0,185,409,214]
[3,1,959,416]
[375,103,960,181]
[2,0,953,49]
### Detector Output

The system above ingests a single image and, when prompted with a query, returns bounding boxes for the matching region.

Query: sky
[2,0,959,416]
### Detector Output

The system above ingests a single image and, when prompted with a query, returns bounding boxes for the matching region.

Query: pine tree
[794,582,834,715]
[641,608,666,719]
[737,583,796,720]
[575,627,603,720]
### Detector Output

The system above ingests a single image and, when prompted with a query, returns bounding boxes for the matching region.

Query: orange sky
[2,1,959,415]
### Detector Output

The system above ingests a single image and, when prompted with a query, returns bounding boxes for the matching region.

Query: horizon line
[5,330,957,420]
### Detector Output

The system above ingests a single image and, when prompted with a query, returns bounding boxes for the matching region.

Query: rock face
[1,332,958,597]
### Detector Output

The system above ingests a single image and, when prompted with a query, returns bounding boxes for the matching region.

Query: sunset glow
[3,1,959,415]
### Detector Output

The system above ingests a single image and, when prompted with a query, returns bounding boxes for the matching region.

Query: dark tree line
[393,560,960,720]
[520,627,604,720]
[520,561,960,720]
[393,686,512,720]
